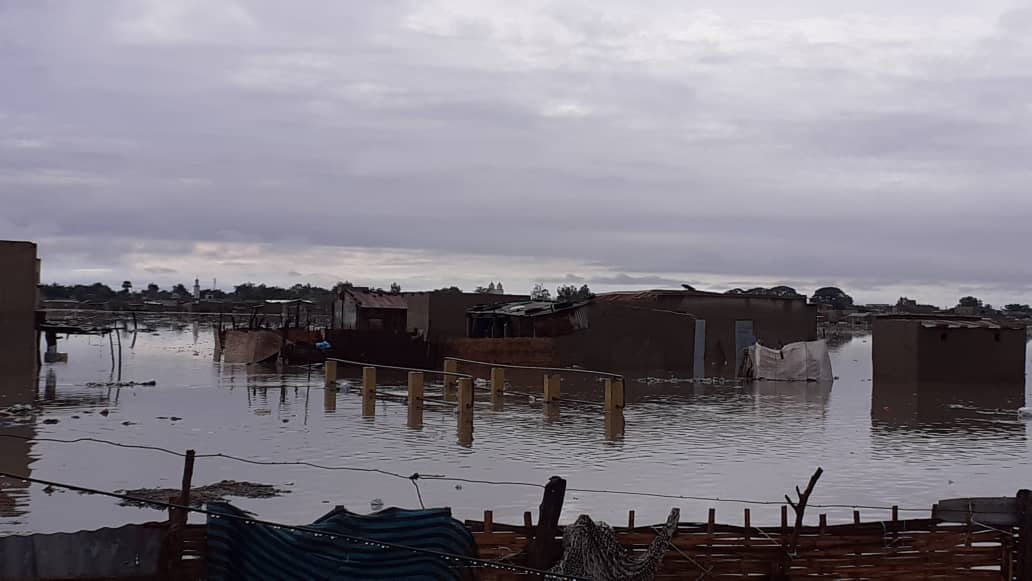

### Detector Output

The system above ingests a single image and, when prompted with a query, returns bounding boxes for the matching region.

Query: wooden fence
[468,512,1016,579]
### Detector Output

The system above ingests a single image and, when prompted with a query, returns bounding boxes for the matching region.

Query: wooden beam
[527,476,567,570]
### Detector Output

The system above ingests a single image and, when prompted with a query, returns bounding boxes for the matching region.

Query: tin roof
[467,300,588,317]
[596,289,806,302]
[343,289,408,309]
[877,314,1024,330]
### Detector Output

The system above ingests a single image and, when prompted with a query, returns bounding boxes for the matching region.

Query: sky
[2,0,1032,307]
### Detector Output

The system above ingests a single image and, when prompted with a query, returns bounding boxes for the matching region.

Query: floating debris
[118,480,290,509]
[86,380,157,388]
[99,409,110,416]
[42,418,59,424]
[370,498,384,511]
[0,404,36,417]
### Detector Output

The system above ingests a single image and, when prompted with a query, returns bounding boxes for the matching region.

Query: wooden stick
[628,510,635,530]
[484,510,493,534]
[707,508,716,533]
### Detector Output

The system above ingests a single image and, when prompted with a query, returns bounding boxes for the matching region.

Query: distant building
[873,315,1025,385]
[193,278,201,300]
[334,289,409,332]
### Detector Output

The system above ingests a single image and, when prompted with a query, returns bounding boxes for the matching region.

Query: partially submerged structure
[872,315,1026,385]
[739,340,833,382]
[448,300,697,372]
[596,288,818,377]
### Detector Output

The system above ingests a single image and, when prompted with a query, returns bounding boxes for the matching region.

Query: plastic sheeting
[739,340,833,381]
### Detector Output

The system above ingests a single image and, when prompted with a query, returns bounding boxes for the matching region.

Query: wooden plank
[1018,489,1032,581]
[932,497,1018,526]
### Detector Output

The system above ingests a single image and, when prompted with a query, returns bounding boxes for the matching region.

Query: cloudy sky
[2,1,1031,306]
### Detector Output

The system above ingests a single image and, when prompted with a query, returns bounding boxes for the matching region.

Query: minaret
[193,278,201,299]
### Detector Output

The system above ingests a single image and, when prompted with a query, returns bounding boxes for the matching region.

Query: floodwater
[1,314,1030,534]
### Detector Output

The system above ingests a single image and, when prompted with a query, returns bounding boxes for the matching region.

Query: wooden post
[527,476,567,570]
[490,367,505,397]
[543,374,560,403]
[324,360,338,387]
[167,449,195,577]
[362,366,376,416]
[605,378,625,413]
[605,410,625,441]
[443,358,458,399]
[1017,489,1032,581]
[628,510,635,530]
[785,467,823,555]
[484,510,494,534]
[457,377,473,437]
[707,508,716,533]
[744,508,751,543]
[407,371,424,428]
[853,510,861,525]
[323,386,336,413]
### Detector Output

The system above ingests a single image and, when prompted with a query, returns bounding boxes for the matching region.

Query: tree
[146,283,160,296]
[389,282,402,294]
[957,296,982,308]
[435,286,462,293]
[810,287,853,310]
[171,283,189,297]
[530,283,552,301]
[1005,304,1031,313]
[121,280,132,294]
[556,284,593,301]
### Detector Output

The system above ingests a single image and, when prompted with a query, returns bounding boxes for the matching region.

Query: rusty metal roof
[877,314,1024,330]
[467,300,588,317]
[344,290,408,309]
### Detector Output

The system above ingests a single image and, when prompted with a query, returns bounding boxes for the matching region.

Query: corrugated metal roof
[877,314,1024,330]
[468,300,588,317]
[0,523,165,579]
[344,290,408,309]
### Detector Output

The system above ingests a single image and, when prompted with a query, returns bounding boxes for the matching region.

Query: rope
[327,358,473,378]
[445,357,623,379]
[0,433,930,513]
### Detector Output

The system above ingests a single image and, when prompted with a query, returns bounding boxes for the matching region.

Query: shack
[596,288,818,377]
[872,314,1026,385]
[333,289,408,332]
[447,300,696,372]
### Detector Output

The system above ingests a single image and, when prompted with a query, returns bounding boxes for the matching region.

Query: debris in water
[86,380,157,388]
[0,404,36,417]
[170,416,182,421]
[370,498,384,511]
[118,480,290,509]
[42,418,59,424]
[99,409,110,416]
[122,421,136,426]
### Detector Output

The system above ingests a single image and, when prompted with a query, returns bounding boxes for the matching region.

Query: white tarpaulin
[739,340,833,381]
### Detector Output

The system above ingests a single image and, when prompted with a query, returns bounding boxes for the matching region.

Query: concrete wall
[873,317,1025,385]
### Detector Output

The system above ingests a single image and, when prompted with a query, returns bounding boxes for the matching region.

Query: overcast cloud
[2,0,1031,306]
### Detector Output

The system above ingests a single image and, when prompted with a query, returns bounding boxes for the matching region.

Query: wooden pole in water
[362,366,376,416]
[324,360,338,387]
[490,367,505,397]
[543,374,560,404]
[457,377,473,429]
[604,378,625,413]
[408,371,424,427]
[443,358,458,399]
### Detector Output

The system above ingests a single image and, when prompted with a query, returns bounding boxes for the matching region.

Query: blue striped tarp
[206,503,477,580]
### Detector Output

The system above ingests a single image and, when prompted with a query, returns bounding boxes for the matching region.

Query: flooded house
[0,241,39,517]
[595,288,818,377]
[872,315,1026,385]
[326,288,528,366]
[446,299,697,372]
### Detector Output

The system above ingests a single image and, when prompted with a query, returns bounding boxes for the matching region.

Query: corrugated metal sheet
[0,523,165,579]
[206,503,477,581]
[345,290,409,309]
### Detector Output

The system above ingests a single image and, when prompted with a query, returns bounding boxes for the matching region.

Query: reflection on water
[0,315,1030,534]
